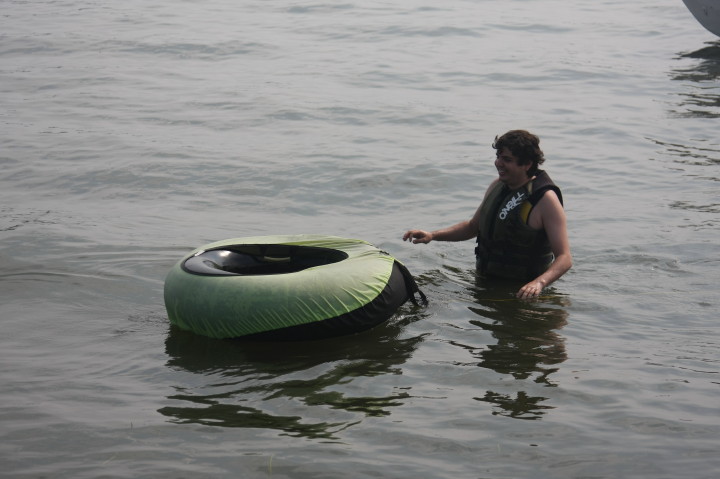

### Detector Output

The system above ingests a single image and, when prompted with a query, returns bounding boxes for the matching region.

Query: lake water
[2,1,719,477]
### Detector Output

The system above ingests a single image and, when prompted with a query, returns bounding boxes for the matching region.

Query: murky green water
[2,1,719,477]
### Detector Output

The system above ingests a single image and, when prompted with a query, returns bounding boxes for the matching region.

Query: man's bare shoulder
[529,188,564,229]
[540,188,562,204]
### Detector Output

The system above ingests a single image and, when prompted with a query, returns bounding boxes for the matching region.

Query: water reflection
[647,132,719,229]
[159,314,426,440]
[671,41,720,118]
[467,276,569,420]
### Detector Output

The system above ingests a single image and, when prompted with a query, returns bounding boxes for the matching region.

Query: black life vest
[475,170,563,281]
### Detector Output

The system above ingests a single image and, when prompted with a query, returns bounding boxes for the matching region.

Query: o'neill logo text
[498,192,526,220]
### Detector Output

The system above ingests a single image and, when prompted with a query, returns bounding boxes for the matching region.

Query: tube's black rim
[181,244,349,276]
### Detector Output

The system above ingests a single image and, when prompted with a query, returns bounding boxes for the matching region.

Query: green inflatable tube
[164,235,426,340]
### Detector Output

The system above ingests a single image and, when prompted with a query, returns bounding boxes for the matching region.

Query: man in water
[403,130,572,299]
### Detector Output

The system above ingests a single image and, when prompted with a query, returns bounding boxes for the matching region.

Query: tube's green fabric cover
[164,235,397,339]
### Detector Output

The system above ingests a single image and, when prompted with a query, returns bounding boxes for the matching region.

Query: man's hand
[403,230,433,244]
[517,279,545,299]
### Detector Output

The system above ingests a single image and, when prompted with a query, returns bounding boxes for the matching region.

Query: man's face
[494,147,531,188]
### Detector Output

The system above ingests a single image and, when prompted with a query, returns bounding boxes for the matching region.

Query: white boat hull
[682,0,720,37]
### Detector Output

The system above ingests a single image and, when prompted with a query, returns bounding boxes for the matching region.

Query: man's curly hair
[492,130,545,177]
